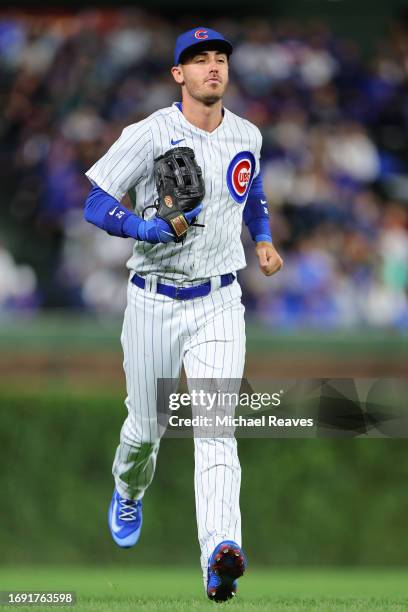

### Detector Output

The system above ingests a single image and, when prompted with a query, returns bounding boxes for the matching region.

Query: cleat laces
[118,498,140,522]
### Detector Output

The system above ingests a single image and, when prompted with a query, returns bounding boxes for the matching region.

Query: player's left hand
[255,241,283,276]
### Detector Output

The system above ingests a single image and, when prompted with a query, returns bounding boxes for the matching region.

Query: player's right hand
[137,217,177,244]
[138,203,203,244]
[184,202,203,225]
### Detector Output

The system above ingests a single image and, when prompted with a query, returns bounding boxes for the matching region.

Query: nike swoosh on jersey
[108,206,118,216]
[260,200,267,204]
[171,138,185,145]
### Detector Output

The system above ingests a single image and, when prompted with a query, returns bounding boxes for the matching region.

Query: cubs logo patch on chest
[226,151,256,204]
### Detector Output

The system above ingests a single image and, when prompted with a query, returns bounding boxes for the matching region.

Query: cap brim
[178,39,233,65]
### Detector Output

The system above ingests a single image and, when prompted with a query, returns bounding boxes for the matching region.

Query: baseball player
[83,26,283,602]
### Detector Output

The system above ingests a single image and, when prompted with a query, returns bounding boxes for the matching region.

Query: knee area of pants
[138,439,160,450]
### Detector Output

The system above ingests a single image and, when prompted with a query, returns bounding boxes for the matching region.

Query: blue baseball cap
[174,27,233,65]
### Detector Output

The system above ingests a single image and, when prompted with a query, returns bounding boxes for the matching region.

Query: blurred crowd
[1,9,408,329]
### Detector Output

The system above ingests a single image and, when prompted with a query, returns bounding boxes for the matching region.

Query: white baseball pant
[112,274,246,582]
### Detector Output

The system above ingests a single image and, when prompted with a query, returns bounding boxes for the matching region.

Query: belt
[131,272,235,300]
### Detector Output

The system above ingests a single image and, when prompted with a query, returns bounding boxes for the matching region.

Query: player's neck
[180,98,223,133]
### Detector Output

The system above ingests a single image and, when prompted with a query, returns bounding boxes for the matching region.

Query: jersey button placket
[189,136,211,274]
[207,135,220,268]
[208,135,218,193]
[202,135,216,275]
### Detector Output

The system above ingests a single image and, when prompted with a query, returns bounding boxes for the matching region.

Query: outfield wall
[0,388,407,566]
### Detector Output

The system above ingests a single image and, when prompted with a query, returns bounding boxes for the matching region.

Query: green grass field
[0,567,407,611]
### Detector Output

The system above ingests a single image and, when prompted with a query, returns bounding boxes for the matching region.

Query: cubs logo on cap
[194,29,208,40]
[174,27,233,65]
[226,151,256,204]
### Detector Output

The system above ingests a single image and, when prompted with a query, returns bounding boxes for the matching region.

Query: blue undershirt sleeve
[83,185,141,239]
[243,172,273,244]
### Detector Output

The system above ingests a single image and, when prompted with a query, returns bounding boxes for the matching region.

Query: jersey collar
[172,101,227,137]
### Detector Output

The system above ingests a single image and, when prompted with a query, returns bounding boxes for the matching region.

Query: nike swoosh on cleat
[111,498,123,534]
[171,138,185,145]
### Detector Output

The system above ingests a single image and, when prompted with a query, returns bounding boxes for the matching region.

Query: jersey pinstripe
[85,103,262,283]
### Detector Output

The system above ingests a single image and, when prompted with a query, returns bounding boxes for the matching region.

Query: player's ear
[171,65,185,86]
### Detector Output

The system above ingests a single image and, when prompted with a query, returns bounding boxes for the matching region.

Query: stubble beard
[200,93,223,106]
[187,81,227,107]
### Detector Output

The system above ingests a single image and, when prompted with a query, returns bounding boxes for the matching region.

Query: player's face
[174,50,229,105]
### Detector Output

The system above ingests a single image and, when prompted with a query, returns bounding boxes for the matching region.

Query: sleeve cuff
[255,234,273,244]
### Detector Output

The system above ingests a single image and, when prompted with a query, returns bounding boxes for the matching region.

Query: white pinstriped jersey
[85,102,262,283]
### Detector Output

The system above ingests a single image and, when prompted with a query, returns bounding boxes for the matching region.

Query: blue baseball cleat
[108,489,142,548]
[207,540,247,602]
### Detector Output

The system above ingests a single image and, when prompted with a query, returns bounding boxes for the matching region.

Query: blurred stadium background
[1,0,408,592]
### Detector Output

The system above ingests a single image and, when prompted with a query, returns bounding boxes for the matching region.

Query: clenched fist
[255,241,283,276]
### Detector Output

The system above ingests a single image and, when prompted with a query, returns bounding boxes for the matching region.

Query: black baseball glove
[143,147,205,243]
